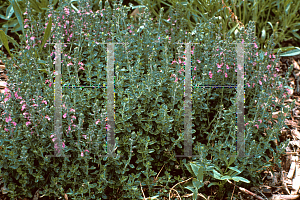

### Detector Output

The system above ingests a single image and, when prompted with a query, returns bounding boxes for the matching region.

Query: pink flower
[95,119,100,125]
[30,36,35,41]
[225,73,228,78]
[63,113,67,118]
[5,115,12,123]
[254,124,259,129]
[79,66,85,71]
[12,122,17,126]
[67,62,73,67]
[258,119,262,123]
[254,43,258,48]
[26,121,31,127]
[209,71,213,78]
[70,108,75,112]
[259,80,262,85]
[21,104,26,111]
[45,115,51,121]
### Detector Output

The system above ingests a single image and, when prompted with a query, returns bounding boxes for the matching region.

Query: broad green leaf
[40,0,49,8]
[11,0,24,35]
[291,31,300,40]
[275,46,299,56]
[39,16,52,52]
[280,48,300,56]
[261,27,266,43]
[0,30,13,58]
[228,166,242,174]
[267,22,273,31]
[228,154,237,167]
[190,162,200,177]
[222,153,229,167]
[193,188,198,200]
[184,186,195,193]
[213,165,223,174]
[227,23,239,37]
[28,0,42,12]
[232,176,250,183]
[207,182,219,188]
[184,163,193,175]
[2,19,18,28]
[212,169,222,179]
[11,23,22,33]
[219,175,232,180]
[192,179,202,189]
[5,34,19,49]
[197,166,203,182]
[0,13,10,20]
[6,4,14,19]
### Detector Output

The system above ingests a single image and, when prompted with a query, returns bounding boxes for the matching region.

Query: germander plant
[0,0,295,199]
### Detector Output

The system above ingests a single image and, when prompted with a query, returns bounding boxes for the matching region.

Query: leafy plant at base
[0,0,295,199]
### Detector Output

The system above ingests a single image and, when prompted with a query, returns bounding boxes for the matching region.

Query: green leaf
[193,188,198,200]
[11,0,24,35]
[207,182,219,188]
[291,31,300,40]
[228,166,242,174]
[39,16,52,52]
[228,154,237,167]
[192,178,204,190]
[28,0,43,12]
[222,153,229,167]
[5,33,19,49]
[40,0,49,8]
[190,162,200,177]
[184,186,195,193]
[0,30,13,58]
[227,23,240,37]
[232,176,250,183]
[212,169,222,179]
[261,27,266,43]
[197,166,203,182]
[6,4,14,19]
[219,175,232,180]
[0,13,10,20]
[213,165,223,174]
[278,47,300,56]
